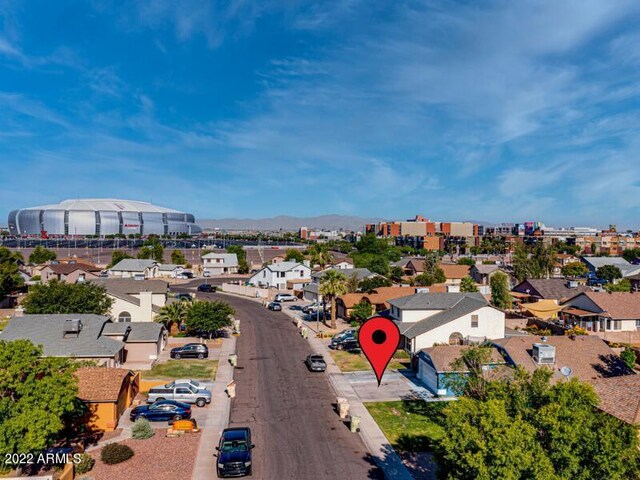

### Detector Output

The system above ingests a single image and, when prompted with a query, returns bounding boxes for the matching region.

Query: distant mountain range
[198,215,386,231]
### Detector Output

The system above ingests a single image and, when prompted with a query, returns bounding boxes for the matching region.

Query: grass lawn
[142,360,218,380]
[364,400,447,452]
[330,349,410,372]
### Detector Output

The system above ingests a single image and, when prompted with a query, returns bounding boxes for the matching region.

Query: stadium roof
[19,198,184,213]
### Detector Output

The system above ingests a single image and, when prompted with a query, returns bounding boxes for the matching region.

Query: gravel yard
[87,430,202,480]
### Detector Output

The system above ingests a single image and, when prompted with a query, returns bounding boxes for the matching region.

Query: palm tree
[308,244,333,270]
[319,270,347,329]
[155,301,189,332]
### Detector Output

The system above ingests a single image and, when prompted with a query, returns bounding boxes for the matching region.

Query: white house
[332,260,354,270]
[387,292,505,355]
[202,253,239,276]
[249,261,311,290]
[94,278,168,323]
[156,264,185,279]
[109,259,159,280]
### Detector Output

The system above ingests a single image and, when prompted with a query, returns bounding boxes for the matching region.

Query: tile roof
[579,292,640,319]
[158,263,181,271]
[472,264,502,275]
[592,375,640,425]
[338,293,366,309]
[0,314,124,358]
[420,345,506,372]
[440,264,471,279]
[45,263,101,275]
[494,335,631,384]
[75,367,133,402]
[110,259,157,272]
[401,295,491,339]
[93,278,168,295]
[513,278,590,301]
[102,322,164,343]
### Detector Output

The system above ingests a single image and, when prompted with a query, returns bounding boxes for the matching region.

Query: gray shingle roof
[109,259,157,272]
[389,292,487,310]
[0,314,124,358]
[400,295,490,339]
[312,267,374,282]
[267,261,306,272]
[93,278,168,295]
[102,322,164,343]
[202,253,239,267]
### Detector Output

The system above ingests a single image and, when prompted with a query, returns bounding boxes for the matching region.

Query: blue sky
[1,1,640,228]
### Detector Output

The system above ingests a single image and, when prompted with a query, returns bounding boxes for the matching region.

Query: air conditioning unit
[533,343,556,364]
[63,318,83,336]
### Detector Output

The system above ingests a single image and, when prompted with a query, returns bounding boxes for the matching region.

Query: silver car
[147,384,212,407]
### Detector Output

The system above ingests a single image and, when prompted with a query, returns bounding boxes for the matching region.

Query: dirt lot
[87,430,201,480]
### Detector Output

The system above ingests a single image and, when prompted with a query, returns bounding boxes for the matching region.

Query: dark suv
[170,343,209,359]
[198,284,215,292]
[216,427,254,478]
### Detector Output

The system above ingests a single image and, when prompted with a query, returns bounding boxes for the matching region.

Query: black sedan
[130,400,191,422]
[305,354,327,372]
[267,302,282,311]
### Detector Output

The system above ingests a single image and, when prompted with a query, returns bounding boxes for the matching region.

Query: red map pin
[358,316,400,386]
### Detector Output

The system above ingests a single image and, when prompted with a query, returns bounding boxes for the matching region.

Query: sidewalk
[191,334,236,480]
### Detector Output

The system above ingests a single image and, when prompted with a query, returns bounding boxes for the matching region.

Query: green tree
[367,256,390,276]
[490,272,511,309]
[28,246,56,265]
[108,250,133,268]
[346,273,360,293]
[358,275,392,293]
[457,257,475,266]
[171,250,187,265]
[388,265,405,282]
[622,248,640,263]
[605,278,632,293]
[138,237,164,262]
[226,245,250,273]
[460,276,478,293]
[308,244,333,269]
[184,300,235,339]
[0,340,80,462]
[284,249,305,263]
[319,270,347,329]
[349,301,373,323]
[155,301,189,331]
[561,261,589,277]
[512,244,532,282]
[621,347,636,370]
[0,247,24,300]
[597,265,623,283]
[22,280,113,315]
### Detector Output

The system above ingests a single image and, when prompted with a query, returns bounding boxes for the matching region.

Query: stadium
[8,199,202,237]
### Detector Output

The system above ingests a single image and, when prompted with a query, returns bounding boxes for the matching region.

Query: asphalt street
[184,288,384,480]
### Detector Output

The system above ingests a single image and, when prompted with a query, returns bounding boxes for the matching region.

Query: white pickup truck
[147,384,211,407]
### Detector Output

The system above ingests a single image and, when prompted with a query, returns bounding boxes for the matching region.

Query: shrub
[565,326,588,336]
[75,453,95,474]
[100,443,134,465]
[132,418,155,439]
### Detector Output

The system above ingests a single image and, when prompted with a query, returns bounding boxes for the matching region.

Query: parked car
[329,329,357,349]
[164,379,202,390]
[302,303,320,314]
[274,293,297,302]
[203,270,211,277]
[268,302,282,311]
[130,400,191,422]
[175,293,193,301]
[216,427,254,478]
[336,339,361,352]
[305,354,327,372]
[147,384,211,407]
[198,284,215,292]
[170,343,209,359]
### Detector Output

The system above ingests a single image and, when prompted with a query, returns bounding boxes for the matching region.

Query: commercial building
[8,198,202,237]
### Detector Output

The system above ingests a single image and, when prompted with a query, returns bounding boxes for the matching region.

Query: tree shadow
[592,353,634,377]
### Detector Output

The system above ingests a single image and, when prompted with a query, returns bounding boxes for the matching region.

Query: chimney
[140,290,153,321]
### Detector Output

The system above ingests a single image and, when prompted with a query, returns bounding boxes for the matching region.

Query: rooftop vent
[567,280,579,289]
[63,318,83,336]
[533,343,556,364]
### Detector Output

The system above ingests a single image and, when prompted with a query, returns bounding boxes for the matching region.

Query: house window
[118,311,132,322]
[636,319,640,330]
[614,320,622,331]
[300,270,304,277]
[471,315,479,328]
